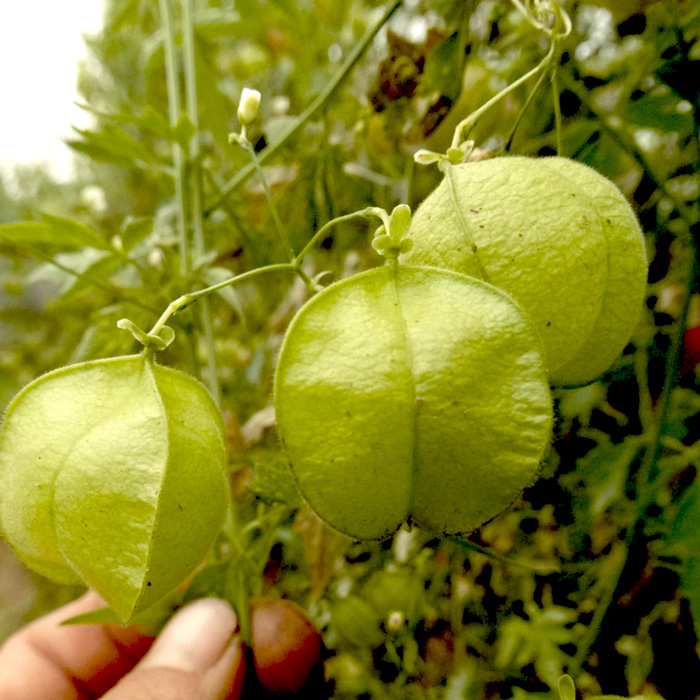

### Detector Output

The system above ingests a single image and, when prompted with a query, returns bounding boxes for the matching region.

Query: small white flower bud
[238,88,261,127]
[386,611,405,633]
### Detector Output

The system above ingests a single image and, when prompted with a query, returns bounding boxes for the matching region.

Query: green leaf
[253,453,303,508]
[422,32,464,101]
[0,217,110,252]
[120,217,154,253]
[194,38,236,157]
[626,90,694,134]
[584,437,641,517]
[193,10,240,39]
[671,480,700,635]
[68,126,157,168]
[183,557,252,642]
[173,114,196,152]
[201,266,246,321]
[61,606,123,626]
[331,595,384,648]
[42,214,112,251]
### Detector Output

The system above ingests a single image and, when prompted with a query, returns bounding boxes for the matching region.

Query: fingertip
[140,598,237,674]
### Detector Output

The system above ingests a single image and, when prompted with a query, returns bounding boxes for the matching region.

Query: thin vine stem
[147,207,387,336]
[182,0,220,404]
[295,207,385,262]
[451,41,557,149]
[551,68,564,155]
[158,0,189,278]
[238,136,296,261]
[204,0,404,215]
[148,263,297,336]
[449,0,571,151]
[504,66,549,152]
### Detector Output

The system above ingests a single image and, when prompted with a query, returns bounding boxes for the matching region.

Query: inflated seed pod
[274,263,553,540]
[401,156,648,387]
[0,355,228,621]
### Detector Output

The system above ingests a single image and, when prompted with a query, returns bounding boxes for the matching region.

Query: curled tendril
[511,0,572,40]
[117,318,175,352]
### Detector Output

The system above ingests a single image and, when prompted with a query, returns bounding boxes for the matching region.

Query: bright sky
[0,1,104,184]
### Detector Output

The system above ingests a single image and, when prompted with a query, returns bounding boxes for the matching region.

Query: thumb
[103,598,245,700]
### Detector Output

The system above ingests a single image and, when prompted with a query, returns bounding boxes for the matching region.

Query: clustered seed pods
[0,155,648,619]
[275,156,647,540]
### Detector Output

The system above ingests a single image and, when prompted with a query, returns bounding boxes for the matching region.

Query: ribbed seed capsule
[401,156,648,387]
[0,355,228,621]
[275,264,553,540]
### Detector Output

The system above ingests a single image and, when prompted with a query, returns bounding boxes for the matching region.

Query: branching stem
[147,208,385,336]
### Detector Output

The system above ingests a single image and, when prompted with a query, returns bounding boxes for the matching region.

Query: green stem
[294,207,384,262]
[158,0,189,278]
[449,0,571,151]
[182,0,220,404]
[448,536,560,575]
[451,40,557,149]
[504,66,549,152]
[148,263,297,336]
[551,68,564,155]
[147,207,387,335]
[205,0,404,215]
[240,137,296,261]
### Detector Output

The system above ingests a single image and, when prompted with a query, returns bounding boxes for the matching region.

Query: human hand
[0,590,324,699]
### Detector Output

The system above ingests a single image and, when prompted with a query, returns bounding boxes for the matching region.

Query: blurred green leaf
[194,37,236,157]
[584,437,641,517]
[0,216,110,252]
[422,33,464,102]
[68,126,158,168]
[627,90,694,134]
[201,266,245,321]
[120,217,154,253]
[252,453,302,508]
[671,480,700,636]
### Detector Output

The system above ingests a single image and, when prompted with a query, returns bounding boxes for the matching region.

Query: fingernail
[141,598,237,673]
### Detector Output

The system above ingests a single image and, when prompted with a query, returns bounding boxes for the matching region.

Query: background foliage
[1,0,700,698]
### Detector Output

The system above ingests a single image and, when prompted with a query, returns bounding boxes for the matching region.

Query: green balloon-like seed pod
[0,355,229,621]
[401,156,648,387]
[274,264,553,540]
